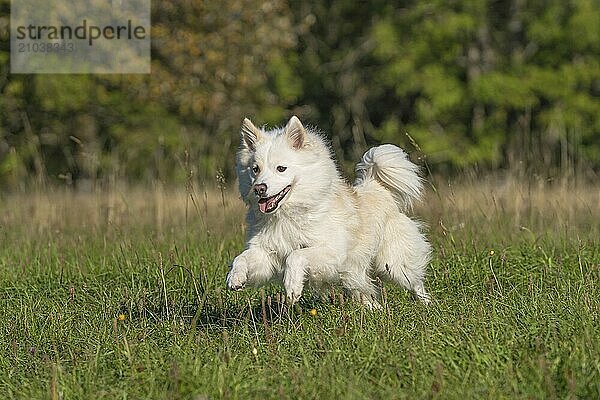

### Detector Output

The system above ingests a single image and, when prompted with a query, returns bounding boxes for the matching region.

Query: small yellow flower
[309,308,317,316]
[489,250,495,256]
[252,347,258,356]
[117,314,126,321]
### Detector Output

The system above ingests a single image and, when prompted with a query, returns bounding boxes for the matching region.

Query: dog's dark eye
[277,166,287,173]
[252,165,260,174]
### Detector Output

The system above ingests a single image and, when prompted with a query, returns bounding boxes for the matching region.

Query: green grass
[0,183,599,399]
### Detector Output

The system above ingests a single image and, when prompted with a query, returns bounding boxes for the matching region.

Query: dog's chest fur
[248,208,324,264]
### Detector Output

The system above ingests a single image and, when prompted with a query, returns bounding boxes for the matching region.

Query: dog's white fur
[226,116,431,307]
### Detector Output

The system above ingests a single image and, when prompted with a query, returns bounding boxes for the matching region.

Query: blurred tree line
[0,0,598,188]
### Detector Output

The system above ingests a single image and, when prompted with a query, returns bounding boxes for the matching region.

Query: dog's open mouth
[258,185,291,214]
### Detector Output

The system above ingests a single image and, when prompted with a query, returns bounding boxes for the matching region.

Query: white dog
[226,116,431,307]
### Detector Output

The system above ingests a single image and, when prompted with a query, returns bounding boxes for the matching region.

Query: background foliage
[0,0,599,188]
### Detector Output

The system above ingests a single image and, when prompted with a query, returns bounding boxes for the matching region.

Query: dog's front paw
[283,271,304,303]
[226,256,248,291]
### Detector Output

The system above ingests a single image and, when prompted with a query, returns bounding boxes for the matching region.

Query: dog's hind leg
[374,214,432,304]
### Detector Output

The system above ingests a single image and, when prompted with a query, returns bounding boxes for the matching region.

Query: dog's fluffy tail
[354,144,423,211]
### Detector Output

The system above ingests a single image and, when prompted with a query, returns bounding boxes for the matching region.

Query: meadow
[0,178,598,399]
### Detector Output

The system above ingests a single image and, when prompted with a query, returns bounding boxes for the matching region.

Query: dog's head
[236,116,323,214]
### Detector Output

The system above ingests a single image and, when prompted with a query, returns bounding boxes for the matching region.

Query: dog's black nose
[254,183,267,196]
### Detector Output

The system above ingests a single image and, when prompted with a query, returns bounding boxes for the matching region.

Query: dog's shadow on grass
[194,292,324,329]
[120,290,329,330]
[118,281,383,330]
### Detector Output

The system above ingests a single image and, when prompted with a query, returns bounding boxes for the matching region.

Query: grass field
[1,179,598,399]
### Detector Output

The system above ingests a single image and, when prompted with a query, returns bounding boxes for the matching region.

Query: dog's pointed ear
[285,116,306,149]
[240,118,261,151]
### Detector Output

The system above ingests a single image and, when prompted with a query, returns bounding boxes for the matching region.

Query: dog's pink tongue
[258,200,268,213]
